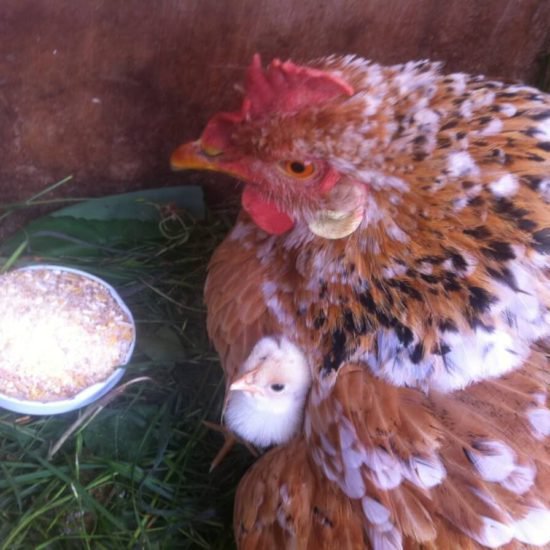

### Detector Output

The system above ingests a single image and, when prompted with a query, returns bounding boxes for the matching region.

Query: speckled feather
[197,55,550,548]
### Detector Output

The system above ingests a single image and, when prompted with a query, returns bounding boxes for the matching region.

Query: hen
[171,55,550,548]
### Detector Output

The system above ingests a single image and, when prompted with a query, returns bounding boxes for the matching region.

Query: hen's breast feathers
[208,214,550,547]
[202,57,550,548]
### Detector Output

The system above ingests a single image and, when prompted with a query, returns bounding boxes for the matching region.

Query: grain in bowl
[0,265,135,412]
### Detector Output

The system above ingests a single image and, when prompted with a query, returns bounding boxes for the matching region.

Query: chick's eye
[281,160,315,179]
[270,383,285,392]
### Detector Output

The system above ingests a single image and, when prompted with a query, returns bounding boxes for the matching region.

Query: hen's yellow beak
[170,141,222,172]
[171,140,250,183]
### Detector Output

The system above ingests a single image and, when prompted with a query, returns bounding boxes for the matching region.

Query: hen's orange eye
[281,160,316,179]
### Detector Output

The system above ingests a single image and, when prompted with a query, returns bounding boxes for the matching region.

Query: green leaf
[1,217,162,258]
[0,186,205,258]
[51,186,204,222]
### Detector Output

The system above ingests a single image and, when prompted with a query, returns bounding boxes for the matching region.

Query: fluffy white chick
[224,336,312,448]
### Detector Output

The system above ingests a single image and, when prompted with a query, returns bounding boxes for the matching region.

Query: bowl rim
[0,264,136,415]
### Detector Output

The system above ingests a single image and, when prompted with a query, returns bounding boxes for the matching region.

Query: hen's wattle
[172,55,550,548]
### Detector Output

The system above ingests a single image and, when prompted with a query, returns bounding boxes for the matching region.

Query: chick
[224,336,312,448]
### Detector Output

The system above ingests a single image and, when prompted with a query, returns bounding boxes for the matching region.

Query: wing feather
[305,350,550,546]
[234,438,367,549]
[205,219,279,382]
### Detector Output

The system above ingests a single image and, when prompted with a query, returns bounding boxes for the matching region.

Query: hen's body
[176,56,550,548]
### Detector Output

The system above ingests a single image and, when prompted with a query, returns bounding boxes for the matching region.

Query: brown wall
[1,0,549,211]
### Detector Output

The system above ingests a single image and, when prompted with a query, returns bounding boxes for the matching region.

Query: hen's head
[172,54,411,238]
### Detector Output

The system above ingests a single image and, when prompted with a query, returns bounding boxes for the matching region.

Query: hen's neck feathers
[226,53,550,393]
[235,56,549,258]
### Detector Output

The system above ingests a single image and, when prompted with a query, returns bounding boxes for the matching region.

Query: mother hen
[172,54,550,549]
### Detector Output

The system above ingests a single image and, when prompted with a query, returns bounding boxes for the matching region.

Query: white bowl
[0,265,136,415]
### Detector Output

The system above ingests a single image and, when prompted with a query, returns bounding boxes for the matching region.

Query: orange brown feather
[174,54,550,547]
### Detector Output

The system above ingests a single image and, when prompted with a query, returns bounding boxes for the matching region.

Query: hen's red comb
[244,54,354,117]
[201,55,354,150]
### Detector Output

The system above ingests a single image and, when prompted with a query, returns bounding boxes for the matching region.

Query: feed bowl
[0,265,136,415]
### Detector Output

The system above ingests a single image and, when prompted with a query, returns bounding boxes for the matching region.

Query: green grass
[0,182,252,549]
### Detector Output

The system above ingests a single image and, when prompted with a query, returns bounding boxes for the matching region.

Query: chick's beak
[229,370,265,396]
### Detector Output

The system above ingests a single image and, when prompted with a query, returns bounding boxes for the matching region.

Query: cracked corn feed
[0,267,135,401]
